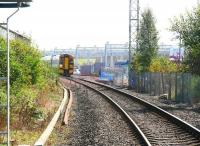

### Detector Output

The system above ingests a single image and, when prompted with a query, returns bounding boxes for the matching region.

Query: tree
[133,8,159,73]
[149,57,178,73]
[171,5,200,75]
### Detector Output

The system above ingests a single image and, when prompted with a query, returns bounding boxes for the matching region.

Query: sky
[0,0,198,50]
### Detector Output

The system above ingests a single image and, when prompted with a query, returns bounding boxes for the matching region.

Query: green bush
[12,86,38,126]
[149,57,178,73]
[0,37,58,126]
[0,89,7,117]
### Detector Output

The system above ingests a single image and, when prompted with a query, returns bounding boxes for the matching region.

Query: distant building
[0,26,31,43]
[157,45,184,61]
[158,48,170,57]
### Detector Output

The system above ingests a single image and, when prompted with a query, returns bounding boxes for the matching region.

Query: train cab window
[59,57,64,64]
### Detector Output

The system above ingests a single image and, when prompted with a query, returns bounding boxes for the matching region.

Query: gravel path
[54,79,142,145]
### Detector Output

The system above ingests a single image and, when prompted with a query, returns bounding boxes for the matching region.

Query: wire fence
[130,72,200,103]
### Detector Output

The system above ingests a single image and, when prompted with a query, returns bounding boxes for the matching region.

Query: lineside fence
[100,67,128,87]
[77,64,200,104]
[130,72,200,104]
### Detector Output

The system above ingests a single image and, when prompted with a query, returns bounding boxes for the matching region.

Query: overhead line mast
[128,0,139,87]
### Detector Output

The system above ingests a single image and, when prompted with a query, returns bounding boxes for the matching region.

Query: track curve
[65,77,200,146]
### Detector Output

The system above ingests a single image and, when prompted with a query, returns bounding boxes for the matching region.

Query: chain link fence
[130,72,200,103]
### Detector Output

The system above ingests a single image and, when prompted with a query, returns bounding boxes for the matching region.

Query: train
[59,54,74,76]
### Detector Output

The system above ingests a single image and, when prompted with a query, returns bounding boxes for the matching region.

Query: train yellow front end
[59,54,74,76]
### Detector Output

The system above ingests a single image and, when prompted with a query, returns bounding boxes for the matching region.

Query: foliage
[132,53,145,73]
[0,35,62,145]
[0,37,58,126]
[149,57,178,73]
[12,130,41,145]
[0,89,7,118]
[171,4,200,75]
[0,37,6,77]
[133,8,159,73]
[10,39,47,86]
[13,86,38,126]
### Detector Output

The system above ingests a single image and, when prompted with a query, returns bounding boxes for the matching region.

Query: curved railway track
[60,78,149,145]
[62,77,200,146]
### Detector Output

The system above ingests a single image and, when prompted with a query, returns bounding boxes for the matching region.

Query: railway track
[60,78,148,145]
[62,77,200,146]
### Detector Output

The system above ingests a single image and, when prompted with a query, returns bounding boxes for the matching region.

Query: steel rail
[80,78,200,139]
[67,77,151,146]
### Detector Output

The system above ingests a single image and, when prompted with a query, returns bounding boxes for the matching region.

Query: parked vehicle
[74,68,80,75]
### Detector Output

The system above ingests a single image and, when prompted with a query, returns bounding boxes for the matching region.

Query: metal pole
[87,49,89,65]
[179,34,181,63]
[51,55,53,67]
[7,7,19,146]
[136,0,140,50]
[75,45,79,67]
[105,42,109,67]
[128,0,132,88]
[128,0,139,88]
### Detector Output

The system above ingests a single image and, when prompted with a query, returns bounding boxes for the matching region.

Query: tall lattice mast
[128,0,139,87]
